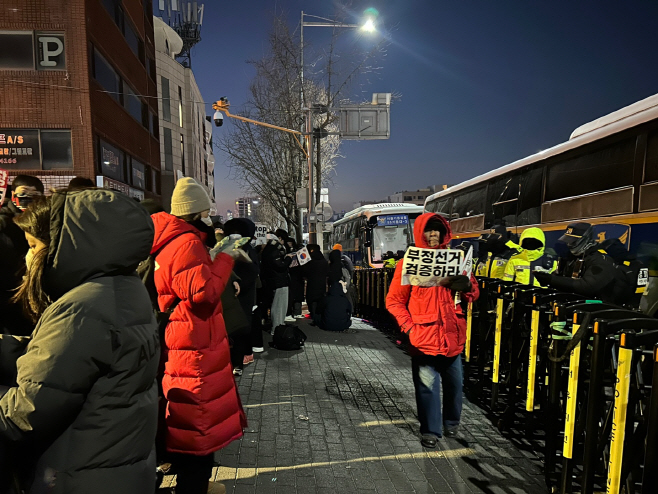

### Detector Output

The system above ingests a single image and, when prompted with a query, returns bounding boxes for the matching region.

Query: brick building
[0,0,161,200]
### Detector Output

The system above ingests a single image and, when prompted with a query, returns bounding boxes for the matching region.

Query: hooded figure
[318,281,352,332]
[0,189,158,494]
[303,245,329,322]
[386,213,479,448]
[503,227,557,286]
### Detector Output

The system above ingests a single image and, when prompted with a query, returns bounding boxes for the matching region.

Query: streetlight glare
[361,19,376,32]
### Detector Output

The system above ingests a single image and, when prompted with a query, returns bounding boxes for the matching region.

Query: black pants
[170,452,214,494]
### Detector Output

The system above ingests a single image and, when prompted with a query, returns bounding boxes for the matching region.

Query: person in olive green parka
[0,189,159,494]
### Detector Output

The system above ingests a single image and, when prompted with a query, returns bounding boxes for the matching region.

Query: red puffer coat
[151,212,246,455]
[386,213,479,357]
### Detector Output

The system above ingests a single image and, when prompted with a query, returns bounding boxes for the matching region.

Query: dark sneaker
[421,434,439,448]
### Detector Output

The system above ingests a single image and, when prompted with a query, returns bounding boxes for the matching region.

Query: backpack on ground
[270,324,307,351]
[599,238,648,306]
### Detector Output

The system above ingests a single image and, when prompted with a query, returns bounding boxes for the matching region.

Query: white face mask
[200,216,213,227]
[25,248,35,270]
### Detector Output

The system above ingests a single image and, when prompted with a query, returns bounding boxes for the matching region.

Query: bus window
[486,174,519,227]
[644,130,658,183]
[545,138,635,201]
[517,167,543,225]
[452,188,485,219]
[426,197,452,215]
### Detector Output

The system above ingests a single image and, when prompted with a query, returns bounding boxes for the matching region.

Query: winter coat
[222,272,249,337]
[503,228,557,286]
[150,212,246,456]
[289,264,305,303]
[328,249,344,285]
[303,250,329,303]
[547,246,618,302]
[0,189,159,494]
[235,243,260,324]
[319,282,352,332]
[260,240,291,289]
[475,241,521,279]
[0,202,32,335]
[386,213,479,357]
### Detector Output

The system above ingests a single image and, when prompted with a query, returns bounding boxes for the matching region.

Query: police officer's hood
[413,213,452,249]
[519,227,545,262]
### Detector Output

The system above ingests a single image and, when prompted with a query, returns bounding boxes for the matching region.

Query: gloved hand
[439,275,471,292]
[534,271,552,286]
[210,236,251,261]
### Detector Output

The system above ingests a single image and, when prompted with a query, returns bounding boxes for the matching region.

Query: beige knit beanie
[170,177,211,216]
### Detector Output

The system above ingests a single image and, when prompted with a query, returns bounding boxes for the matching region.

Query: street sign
[314,201,333,221]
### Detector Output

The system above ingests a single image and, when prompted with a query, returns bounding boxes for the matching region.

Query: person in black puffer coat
[303,244,328,323]
[318,281,352,332]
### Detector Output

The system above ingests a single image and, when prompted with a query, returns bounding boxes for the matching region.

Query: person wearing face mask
[533,222,619,303]
[475,225,522,279]
[0,175,44,336]
[386,213,479,448]
[503,227,557,286]
[149,177,246,494]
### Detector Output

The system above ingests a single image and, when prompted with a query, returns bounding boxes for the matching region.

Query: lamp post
[300,11,375,245]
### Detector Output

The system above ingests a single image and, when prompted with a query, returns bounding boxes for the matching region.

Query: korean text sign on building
[401,247,463,286]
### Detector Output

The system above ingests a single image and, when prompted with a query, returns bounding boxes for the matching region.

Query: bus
[424,92,658,315]
[331,203,424,268]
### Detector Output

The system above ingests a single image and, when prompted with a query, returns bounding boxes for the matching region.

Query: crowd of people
[0,174,359,494]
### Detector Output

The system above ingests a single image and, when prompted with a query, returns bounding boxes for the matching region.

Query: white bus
[424,93,658,314]
[331,203,424,268]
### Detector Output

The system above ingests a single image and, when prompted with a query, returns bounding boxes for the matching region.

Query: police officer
[503,227,557,286]
[533,222,618,302]
[475,225,522,279]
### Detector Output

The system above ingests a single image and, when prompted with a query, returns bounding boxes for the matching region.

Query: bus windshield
[371,214,412,261]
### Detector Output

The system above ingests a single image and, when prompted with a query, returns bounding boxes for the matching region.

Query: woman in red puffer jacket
[151,178,246,494]
[386,212,478,449]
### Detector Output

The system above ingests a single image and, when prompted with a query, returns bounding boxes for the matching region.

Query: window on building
[161,76,171,122]
[147,56,156,82]
[180,134,185,175]
[150,111,159,140]
[92,48,120,101]
[152,167,161,194]
[545,138,635,202]
[123,83,144,124]
[98,139,125,181]
[403,196,412,201]
[178,86,183,128]
[123,19,143,63]
[0,31,34,69]
[131,158,146,189]
[41,130,72,170]
[204,158,208,186]
[163,128,173,171]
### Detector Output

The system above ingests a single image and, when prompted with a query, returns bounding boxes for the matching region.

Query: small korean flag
[297,246,311,266]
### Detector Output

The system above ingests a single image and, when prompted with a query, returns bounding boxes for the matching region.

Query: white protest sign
[0,169,8,206]
[401,247,463,286]
[296,246,311,266]
[254,223,268,242]
[460,246,474,275]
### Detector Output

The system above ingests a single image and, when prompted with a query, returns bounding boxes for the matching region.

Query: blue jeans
[411,354,463,438]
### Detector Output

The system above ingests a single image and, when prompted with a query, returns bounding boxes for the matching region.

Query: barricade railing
[350,268,658,494]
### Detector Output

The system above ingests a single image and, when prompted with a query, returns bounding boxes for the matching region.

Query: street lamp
[300,11,377,244]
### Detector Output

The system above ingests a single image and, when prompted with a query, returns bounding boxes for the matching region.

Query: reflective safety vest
[503,228,556,286]
[475,241,522,279]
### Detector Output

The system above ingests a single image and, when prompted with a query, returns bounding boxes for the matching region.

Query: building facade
[0,0,161,200]
[153,16,214,212]
[386,188,432,206]
[235,196,262,222]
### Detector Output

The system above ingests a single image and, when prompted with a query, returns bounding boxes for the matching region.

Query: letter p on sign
[38,36,65,68]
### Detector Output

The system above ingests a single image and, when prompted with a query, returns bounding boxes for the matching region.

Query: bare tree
[217,11,387,241]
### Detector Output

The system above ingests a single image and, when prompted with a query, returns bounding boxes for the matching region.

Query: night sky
[184,1,658,215]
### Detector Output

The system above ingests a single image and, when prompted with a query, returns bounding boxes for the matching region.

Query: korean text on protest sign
[401,247,463,286]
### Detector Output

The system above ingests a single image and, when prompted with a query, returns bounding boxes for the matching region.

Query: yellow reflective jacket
[475,240,522,279]
[503,228,557,286]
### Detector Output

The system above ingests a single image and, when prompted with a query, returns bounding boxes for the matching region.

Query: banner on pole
[401,247,463,286]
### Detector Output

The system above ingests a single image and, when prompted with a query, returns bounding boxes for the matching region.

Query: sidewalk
[169,317,548,493]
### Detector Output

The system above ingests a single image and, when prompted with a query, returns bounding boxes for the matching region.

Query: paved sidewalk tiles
[164,317,548,493]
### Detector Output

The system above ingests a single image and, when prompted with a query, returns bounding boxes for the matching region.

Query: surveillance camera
[213,110,224,127]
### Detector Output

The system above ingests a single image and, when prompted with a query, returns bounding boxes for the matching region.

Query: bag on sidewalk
[270,324,307,351]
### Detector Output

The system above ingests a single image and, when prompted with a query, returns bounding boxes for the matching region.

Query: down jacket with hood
[150,212,245,456]
[0,189,159,494]
[503,227,557,286]
[386,213,479,357]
